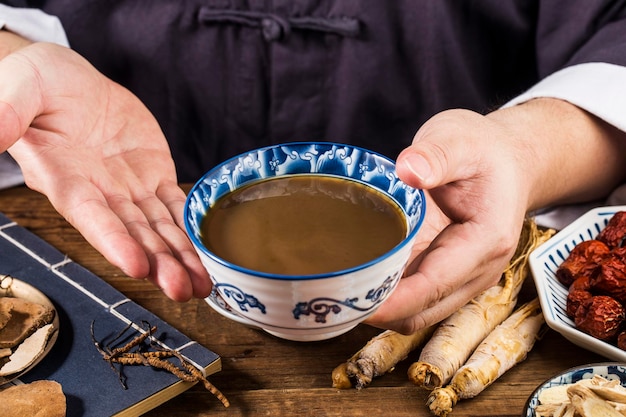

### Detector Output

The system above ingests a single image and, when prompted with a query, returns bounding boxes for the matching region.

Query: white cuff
[0,4,69,47]
[0,5,69,189]
[504,62,626,132]
[507,62,626,229]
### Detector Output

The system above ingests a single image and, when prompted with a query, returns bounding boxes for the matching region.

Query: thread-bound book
[0,212,221,416]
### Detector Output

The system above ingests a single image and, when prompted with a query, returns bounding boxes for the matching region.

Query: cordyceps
[91,321,229,408]
[426,298,545,417]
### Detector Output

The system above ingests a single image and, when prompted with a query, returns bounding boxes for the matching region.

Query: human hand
[366,99,626,334]
[366,109,528,333]
[0,40,211,301]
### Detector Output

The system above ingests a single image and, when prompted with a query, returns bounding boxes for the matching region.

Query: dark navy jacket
[5,1,626,181]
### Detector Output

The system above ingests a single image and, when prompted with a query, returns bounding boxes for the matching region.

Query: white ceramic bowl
[523,362,626,416]
[184,142,426,341]
[529,205,626,361]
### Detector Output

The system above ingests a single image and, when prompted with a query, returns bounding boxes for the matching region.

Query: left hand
[0,40,211,302]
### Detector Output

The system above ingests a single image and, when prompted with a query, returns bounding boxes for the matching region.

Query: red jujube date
[556,240,610,287]
[569,275,592,292]
[591,251,626,302]
[597,211,626,249]
[574,295,625,342]
[567,289,593,319]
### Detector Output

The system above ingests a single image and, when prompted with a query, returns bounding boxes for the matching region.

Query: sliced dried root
[426,298,545,417]
[536,375,626,417]
[0,297,55,348]
[538,384,570,405]
[570,385,623,417]
[0,323,55,376]
[588,381,626,403]
[0,300,12,330]
[0,380,66,417]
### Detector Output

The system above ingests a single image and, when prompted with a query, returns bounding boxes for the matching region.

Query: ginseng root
[332,326,435,389]
[426,298,545,417]
[408,219,554,390]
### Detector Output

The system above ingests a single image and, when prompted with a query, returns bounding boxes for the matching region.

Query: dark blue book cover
[0,213,221,416]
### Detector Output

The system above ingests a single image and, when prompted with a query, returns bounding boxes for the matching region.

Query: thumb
[396,109,483,190]
[0,47,43,152]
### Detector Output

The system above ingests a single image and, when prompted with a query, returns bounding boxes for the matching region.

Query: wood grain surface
[0,185,604,417]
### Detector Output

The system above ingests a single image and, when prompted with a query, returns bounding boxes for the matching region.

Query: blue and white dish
[185,142,426,341]
[529,205,626,361]
[523,362,626,416]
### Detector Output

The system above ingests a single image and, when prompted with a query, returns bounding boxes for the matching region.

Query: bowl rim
[184,141,426,281]
[522,361,626,416]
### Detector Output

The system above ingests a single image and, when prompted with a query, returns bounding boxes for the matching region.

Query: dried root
[409,219,554,390]
[426,298,545,417]
[91,321,229,408]
[331,362,353,389]
[332,326,435,389]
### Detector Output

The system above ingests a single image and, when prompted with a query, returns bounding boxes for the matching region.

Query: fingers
[155,182,212,298]
[366,275,497,334]
[52,176,152,278]
[46,173,210,302]
[103,185,211,301]
[366,219,506,332]
[107,191,193,300]
[395,109,485,190]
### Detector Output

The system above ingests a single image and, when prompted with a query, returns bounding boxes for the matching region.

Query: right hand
[368,100,626,334]
[0,39,212,302]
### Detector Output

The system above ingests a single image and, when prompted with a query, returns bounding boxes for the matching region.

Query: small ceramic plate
[529,205,626,361]
[0,275,60,383]
[523,362,626,416]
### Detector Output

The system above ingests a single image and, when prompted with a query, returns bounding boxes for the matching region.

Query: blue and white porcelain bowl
[184,142,426,341]
[523,362,626,416]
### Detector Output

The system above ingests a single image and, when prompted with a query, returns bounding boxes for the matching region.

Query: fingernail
[403,152,432,182]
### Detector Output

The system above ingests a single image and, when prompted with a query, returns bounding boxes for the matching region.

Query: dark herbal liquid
[200,175,407,275]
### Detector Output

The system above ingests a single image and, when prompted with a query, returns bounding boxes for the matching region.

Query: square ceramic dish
[529,205,626,362]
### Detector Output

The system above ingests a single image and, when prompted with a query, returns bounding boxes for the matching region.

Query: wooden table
[0,185,604,417]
